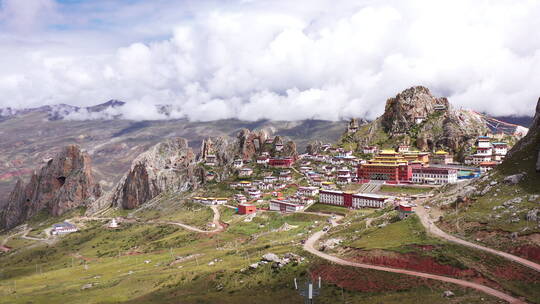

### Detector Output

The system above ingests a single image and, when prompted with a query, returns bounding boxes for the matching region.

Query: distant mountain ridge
[0,99,534,126]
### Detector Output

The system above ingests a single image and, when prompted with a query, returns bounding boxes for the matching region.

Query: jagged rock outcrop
[237,129,269,160]
[89,138,202,211]
[347,118,359,133]
[382,86,450,134]
[342,86,488,157]
[198,136,241,183]
[0,145,101,229]
[306,141,324,155]
[199,136,237,168]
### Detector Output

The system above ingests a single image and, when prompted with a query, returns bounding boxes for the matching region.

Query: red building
[269,157,294,168]
[237,203,257,215]
[357,150,412,182]
[398,203,414,219]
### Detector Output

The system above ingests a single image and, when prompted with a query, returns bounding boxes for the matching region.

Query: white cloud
[0,0,539,121]
[0,0,59,33]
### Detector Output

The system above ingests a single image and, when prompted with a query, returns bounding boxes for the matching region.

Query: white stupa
[108,218,118,228]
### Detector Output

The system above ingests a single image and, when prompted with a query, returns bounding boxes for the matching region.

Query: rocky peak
[237,129,268,160]
[347,118,359,133]
[0,145,101,229]
[381,86,450,134]
[88,138,202,211]
[199,136,238,168]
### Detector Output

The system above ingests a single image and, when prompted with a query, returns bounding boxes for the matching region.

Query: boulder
[526,209,539,222]
[81,283,94,290]
[262,253,282,263]
[442,291,455,298]
[504,173,526,185]
[249,263,259,269]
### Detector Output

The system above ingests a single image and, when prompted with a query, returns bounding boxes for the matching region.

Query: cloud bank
[0,0,539,121]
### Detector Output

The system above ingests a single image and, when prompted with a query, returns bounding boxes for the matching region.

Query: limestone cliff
[0,145,101,229]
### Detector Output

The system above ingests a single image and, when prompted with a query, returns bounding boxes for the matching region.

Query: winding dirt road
[151,205,224,233]
[414,204,540,273]
[303,228,525,304]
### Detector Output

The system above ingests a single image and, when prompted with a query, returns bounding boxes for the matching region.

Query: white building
[269,199,305,213]
[337,149,353,157]
[256,156,269,165]
[477,136,492,148]
[193,197,228,205]
[318,190,390,209]
[362,146,378,154]
[412,167,458,184]
[239,167,253,177]
[205,155,217,166]
[234,194,247,203]
[472,154,492,165]
[278,172,292,182]
[492,142,508,160]
[51,222,78,235]
[297,186,319,197]
[263,176,277,183]
[233,159,243,168]
[397,145,410,153]
[247,188,262,199]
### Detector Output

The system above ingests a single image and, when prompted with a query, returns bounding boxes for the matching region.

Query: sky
[0,0,539,121]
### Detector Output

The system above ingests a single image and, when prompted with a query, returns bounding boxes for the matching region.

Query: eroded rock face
[364,86,487,156]
[382,86,450,134]
[97,138,202,210]
[200,137,236,168]
[0,145,101,229]
[237,129,268,160]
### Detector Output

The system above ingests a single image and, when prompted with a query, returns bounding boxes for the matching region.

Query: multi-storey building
[239,167,253,177]
[357,150,412,182]
[297,186,319,197]
[362,146,378,154]
[430,150,453,165]
[403,151,430,165]
[269,199,305,212]
[411,167,458,184]
[492,142,508,161]
[319,190,389,209]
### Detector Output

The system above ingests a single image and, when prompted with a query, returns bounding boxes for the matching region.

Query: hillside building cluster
[464,136,508,172]
[192,125,512,219]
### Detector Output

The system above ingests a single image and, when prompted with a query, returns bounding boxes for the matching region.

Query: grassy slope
[440,117,540,249]
[324,215,540,303]
[0,203,496,304]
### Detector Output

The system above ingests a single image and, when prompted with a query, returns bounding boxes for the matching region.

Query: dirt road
[303,229,525,304]
[415,204,540,273]
[151,205,224,234]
